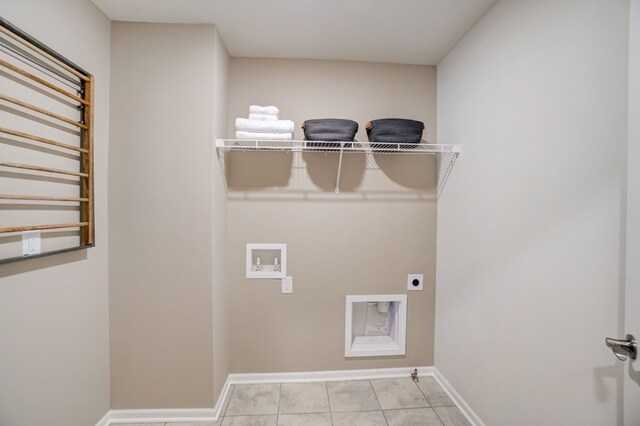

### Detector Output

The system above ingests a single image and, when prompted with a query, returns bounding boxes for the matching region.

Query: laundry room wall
[436,0,629,424]
[0,0,111,425]
[225,58,438,373]
[108,22,225,408]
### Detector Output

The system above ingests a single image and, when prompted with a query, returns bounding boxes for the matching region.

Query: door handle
[605,334,637,361]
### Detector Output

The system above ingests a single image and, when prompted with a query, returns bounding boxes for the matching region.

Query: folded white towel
[249,105,279,115]
[235,118,295,133]
[249,113,278,121]
[235,131,293,140]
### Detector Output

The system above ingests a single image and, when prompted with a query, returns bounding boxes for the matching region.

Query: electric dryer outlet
[407,274,423,291]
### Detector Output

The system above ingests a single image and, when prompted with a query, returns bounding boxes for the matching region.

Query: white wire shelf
[214,139,462,198]
[215,139,461,155]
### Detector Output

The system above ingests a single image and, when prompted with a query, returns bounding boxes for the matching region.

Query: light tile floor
[118,377,471,426]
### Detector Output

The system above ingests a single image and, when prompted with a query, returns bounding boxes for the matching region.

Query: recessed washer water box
[345,294,407,357]
[246,243,287,279]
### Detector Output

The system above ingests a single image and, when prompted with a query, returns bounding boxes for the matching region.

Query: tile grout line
[276,382,282,425]
[160,378,457,425]
[278,382,333,423]
[410,378,444,425]
[415,378,458,408]
[376,377,449,425]
[431,406,447,426]
[412,375,450,424]
[323,381,334,426]
[369,379,389,426]
[413,377,434,408]
[414,379,458,426]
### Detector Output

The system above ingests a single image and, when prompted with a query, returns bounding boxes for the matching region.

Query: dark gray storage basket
[366,118,425,149]
[302,119,358,148]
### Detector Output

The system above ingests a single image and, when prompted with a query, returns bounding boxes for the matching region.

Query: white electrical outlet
[281,276,293,294]
[22,232,41,256]
[407,274,423,291]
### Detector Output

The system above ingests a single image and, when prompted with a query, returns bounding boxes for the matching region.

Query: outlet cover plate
[22,232,41,256]
[282,276,293,294]
[407,273,423,291]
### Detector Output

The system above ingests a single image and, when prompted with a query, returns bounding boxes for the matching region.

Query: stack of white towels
[235,105,295,140]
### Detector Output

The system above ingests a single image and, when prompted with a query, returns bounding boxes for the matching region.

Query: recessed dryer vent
[345,294,407,357]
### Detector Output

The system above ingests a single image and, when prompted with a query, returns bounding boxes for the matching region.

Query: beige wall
[227,58,437,372]
[228,58,437,143]
[109,22,217,408]
[212,28,230,401]
[436,0,629,424]
[0,0,111,425]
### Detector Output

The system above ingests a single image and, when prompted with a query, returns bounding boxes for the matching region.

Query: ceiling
[91,0,497,65]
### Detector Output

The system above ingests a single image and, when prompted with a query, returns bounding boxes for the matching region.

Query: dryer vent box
[345,294,407,357]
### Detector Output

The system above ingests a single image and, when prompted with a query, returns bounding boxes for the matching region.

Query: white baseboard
[433,367,485,426]
[97,365,483,426]
[213,374,233,418]
[95,411,110,426]
[227,366,434,384]
[107,408,216,424]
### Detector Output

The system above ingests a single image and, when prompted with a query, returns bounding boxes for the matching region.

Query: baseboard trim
[213,374,233,419]
[97,365,483,426]
[433,367,485,426]
[227,366,434,384]
[107,408,216,424]
[95,411,111,426]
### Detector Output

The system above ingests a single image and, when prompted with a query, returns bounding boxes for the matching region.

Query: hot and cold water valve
[246,243,287,279]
